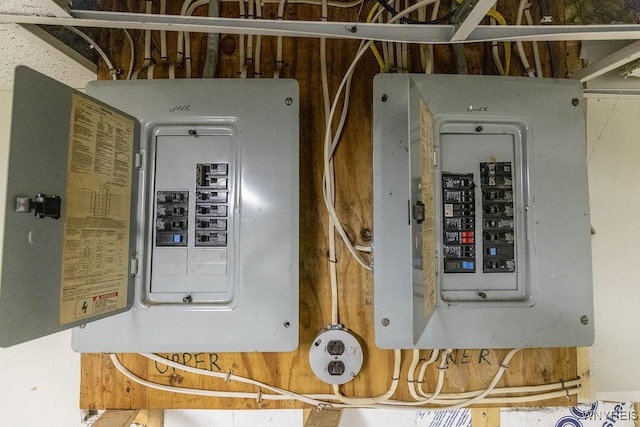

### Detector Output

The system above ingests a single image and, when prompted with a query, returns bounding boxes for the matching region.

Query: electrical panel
[373,74,594,349]
[0,67,299,352]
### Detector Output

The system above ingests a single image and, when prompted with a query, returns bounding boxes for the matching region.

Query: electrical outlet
[308,325,363,385]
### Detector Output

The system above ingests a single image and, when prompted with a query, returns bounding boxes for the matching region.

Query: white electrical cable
[436,378,582,399]
[254,0,263,77]
[408,349,439,401]
[332,349,402,404]
[438,348,522,409]
[416,349,451,402]
[122,28,135,79]
[111,352,580,409]
[147,0,168,79]
[135,353,332,406]
[490,2,506,76]
[132,0,153,79]
[322,0,437,273]
[66,26,118,80]
[184,0,210,78]
[524,7,542,77]
[516,0,535,77]
[231,0,362,6]
[274,0,288,77]
[238,0,247,77]
[245,0,255,76]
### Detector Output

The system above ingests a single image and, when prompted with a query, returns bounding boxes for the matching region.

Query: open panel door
[0,66,140,347]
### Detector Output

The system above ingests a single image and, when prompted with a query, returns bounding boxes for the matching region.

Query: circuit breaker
[373,74,594,349]
[0,67,299,352]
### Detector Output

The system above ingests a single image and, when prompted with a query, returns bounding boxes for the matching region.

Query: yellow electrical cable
[485,8,511,75]
[366,2,386,72]
[455,0,510,75]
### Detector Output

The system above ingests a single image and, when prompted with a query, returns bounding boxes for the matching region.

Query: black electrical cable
[374,0,457,24]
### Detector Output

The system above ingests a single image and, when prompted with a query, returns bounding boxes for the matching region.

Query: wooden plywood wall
[81,0,580,410]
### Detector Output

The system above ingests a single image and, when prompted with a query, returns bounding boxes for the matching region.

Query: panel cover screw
[381,318,390,326]
[572,98,580,106]
[581,315,589,325]
[183,295,193,303]
[285,97,293,105]
[381,94,388,102]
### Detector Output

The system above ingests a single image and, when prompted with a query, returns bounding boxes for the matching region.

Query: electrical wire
[112,354,335,406]
[417,349,451,402]
[375,0,456,24]
[366,3,386,72]
[274,0,288,77]
[254,0,263,77]
[110,350,578,409]
[245,0,255,76]
[408,349,440,401]
[228,0,363,6]
[524,6,543,77]
[485,8,510,75]
[332,349,402,404]
[132,0,153,79]
[322,0,442,273]
[453,0,509,75]
[122,29,135,80]
[238,0,247,77]
[147,0,168,79]
[516,0,536,77]
[418,0,440,73]
[66,26,118,80]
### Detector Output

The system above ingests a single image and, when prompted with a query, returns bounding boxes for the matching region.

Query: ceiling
[0,0,95,90]
[1,0,640,91]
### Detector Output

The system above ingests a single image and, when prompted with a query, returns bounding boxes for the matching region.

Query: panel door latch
[413,200,425,224]
[15,194,61,219]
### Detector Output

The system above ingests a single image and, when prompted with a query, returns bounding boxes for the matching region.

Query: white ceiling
[0,0,95,90]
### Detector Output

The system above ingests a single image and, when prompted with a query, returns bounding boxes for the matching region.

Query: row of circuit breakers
[0,67,594,352]
[442,163,515,274]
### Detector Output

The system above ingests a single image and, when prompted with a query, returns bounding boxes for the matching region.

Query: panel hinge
[135,152,143,168]
[130,256,139,277]
[433,151,437,166]
[15,194,61,219]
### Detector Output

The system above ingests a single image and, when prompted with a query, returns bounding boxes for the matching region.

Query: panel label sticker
[59,93,135,325]
[420,98,436,318]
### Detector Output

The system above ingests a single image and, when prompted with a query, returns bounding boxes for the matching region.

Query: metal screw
[285,97,293,106]
[478,291,487,299]
[360,228,372,242]
[381,318,390,327]
[572,98,580,106]
[283,321,291,328]
[183,295,193,303]
[475,126,484,132]
[314,340,321,347]
[381,94,388,102]
[188,129,197,136]
[581,315,589,325]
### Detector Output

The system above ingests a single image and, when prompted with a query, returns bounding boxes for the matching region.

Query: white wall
[0,90,84,426]
[587,97,640,401]
[0,90,638,426]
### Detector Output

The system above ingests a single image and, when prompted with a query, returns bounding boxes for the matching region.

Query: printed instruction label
[420,98,436,319]
[59,93,135,325]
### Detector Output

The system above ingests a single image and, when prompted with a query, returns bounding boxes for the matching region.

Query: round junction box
[308,325,363,385]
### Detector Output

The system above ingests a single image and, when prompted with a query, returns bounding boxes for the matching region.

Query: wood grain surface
[81,0,579,410]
